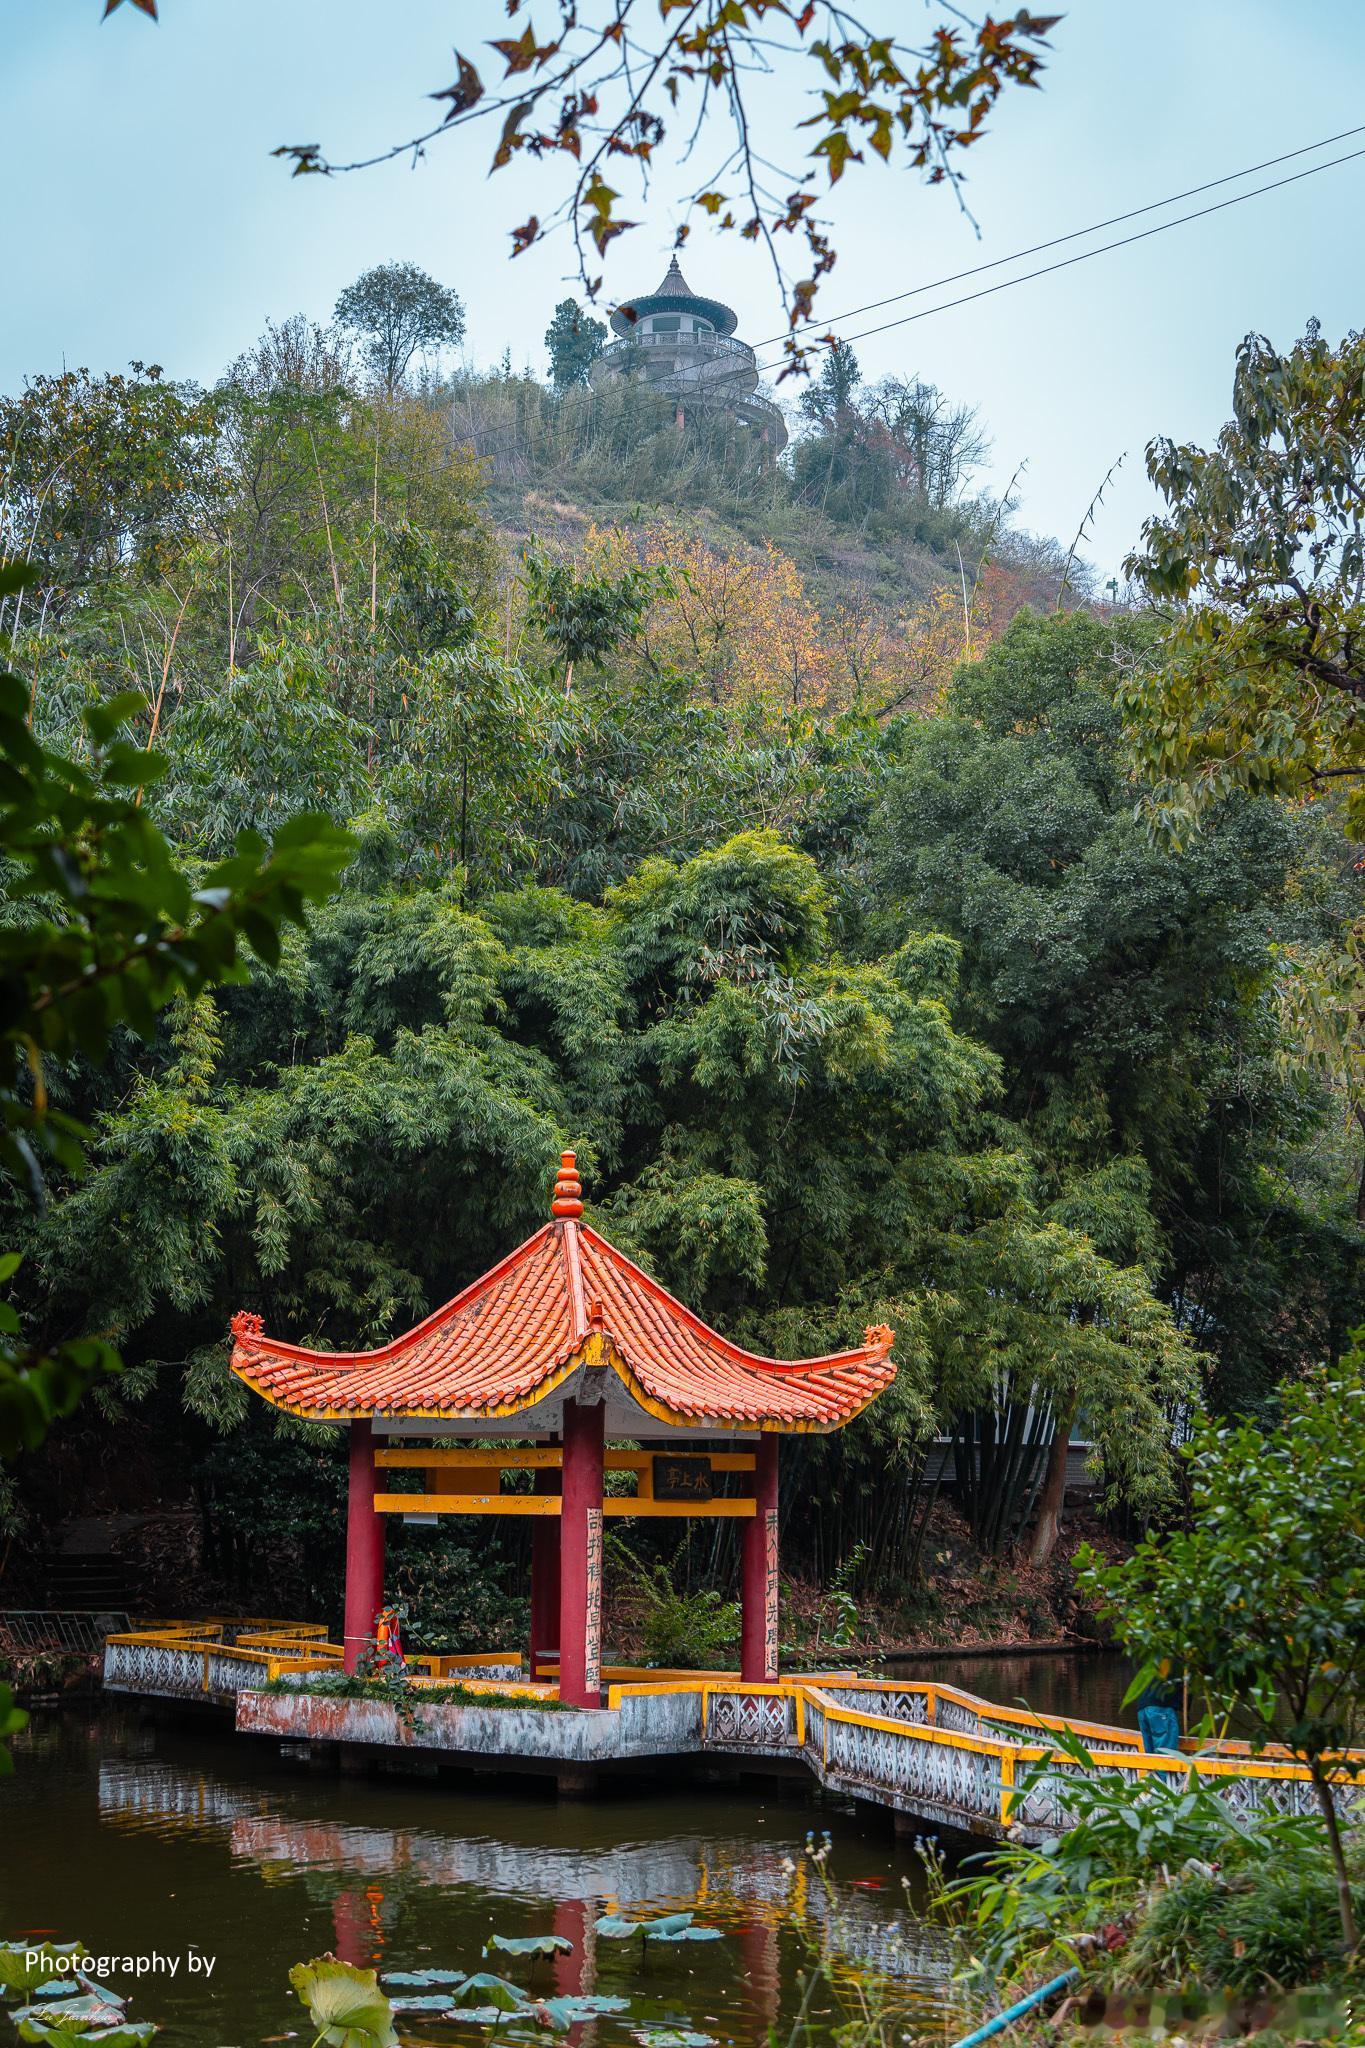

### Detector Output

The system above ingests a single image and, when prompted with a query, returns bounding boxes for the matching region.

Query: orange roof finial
[552,1149,584,1219]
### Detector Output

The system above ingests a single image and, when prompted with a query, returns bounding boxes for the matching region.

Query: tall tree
[544,298,607,391]
[1124,322,1365,848]
[0,365,220,629]
[333,263,466,395]
[799,342,863,424]
[867,607,1364,1417]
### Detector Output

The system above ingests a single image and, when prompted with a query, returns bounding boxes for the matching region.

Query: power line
[753,143,1365,374]
[752,121,1365,351]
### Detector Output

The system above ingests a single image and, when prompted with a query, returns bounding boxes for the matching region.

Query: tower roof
[610,255,739,338]
[230,1153,894,1433]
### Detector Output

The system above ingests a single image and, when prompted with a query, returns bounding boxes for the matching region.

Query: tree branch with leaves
[103,0,1058,372]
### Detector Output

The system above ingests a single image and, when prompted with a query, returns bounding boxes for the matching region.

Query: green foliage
[618,1540,740,1671]
[521,544,671,690]
[1084,1362,1365,1768]
[1121,1858,1365,1996]
[1124,322,1365,845]
[266,1670,562,1712]
[869,606,1362,1422]
[386,1528,529,1653]
[0,573,354,1458]
[544,298,607,391]
[0,365,219,625]
[793,363,990,529]
[1082,1352,1365,1946]
[938,1739,1339,1988]
[334,263,465,395]
[10,817,1203,1612]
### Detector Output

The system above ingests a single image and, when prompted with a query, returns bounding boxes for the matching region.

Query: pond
[2,1654,1135,2047]
[886,1647,1139,1728]
[4,1706,948,2048]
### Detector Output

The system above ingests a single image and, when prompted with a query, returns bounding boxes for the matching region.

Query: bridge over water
[103,1624,1350,1844]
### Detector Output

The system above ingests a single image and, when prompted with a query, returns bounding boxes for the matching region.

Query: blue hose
[947,1967,1082,2048]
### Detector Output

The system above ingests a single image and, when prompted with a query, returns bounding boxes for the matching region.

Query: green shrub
[641,1580,741,1670]
[1121,1862,1365,1994]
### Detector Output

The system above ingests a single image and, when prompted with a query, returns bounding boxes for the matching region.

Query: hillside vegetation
[0,291,1360,1657]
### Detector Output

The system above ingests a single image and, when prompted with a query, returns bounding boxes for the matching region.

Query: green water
[2,1653,1135,2044]
[2,1707,949,2048]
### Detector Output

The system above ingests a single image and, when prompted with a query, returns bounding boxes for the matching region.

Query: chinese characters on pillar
[584,1507,603,1695]
[763,1508,779,1681]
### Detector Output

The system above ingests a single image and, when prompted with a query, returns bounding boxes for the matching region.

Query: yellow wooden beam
[373,1492,753,1518]
[376,1446,562,1469]
[376,1446,756,1471]
[373,1492,563,1516]
[601,1498,756,1518]
[607,1451,755,1472]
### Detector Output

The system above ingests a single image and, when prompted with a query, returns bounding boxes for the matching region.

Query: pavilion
[229,1154,895,1706]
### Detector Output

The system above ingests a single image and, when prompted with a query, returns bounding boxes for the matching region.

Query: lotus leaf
[630,2031,715,2047]
[287,1959,397,2048]
[16,2024,156,2048]
[379,1973,468,1988]
[14,1996,127,2027]
[630,2032,715,2047]
[531,1996,630,2022]
[483,1937,572,1959]
[592,1913,719,1946]
[441,1975,526,2012]
[0,1946,86,1995]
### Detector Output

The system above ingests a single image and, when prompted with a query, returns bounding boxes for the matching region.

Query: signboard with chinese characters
[651,1454,714,1502]
[584,1507,603,1694]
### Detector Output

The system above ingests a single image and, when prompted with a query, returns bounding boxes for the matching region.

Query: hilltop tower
[588,255,787,452]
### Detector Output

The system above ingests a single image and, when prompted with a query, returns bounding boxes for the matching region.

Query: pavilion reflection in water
[95,1758,950,1996]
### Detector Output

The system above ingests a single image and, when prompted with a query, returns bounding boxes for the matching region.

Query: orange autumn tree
[550,519,1003,723]
[579,521,831,716]
[824,578,997,716]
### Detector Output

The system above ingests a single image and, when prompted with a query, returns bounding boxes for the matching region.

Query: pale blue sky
[4,2,1364,574]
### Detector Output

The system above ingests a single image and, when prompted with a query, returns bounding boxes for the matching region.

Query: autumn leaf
[430,54,485,122]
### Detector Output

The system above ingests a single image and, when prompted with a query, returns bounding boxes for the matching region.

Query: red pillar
[530,1456,562,1682]
[343,1418,385,1673]
[741,1434,779,1682]
[558,1401,604,1707]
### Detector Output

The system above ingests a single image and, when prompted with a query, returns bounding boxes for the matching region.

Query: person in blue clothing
[1136,1664,1183,1752]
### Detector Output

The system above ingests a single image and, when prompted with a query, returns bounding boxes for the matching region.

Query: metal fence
[1,1609,131,1652]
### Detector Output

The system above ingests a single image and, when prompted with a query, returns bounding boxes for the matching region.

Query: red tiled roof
[230,1158,894,1433]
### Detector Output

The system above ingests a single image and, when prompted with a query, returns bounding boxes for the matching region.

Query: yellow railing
[100,1631,1365,1828]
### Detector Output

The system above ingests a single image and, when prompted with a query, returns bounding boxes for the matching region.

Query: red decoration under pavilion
[230,1152,895,1705]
